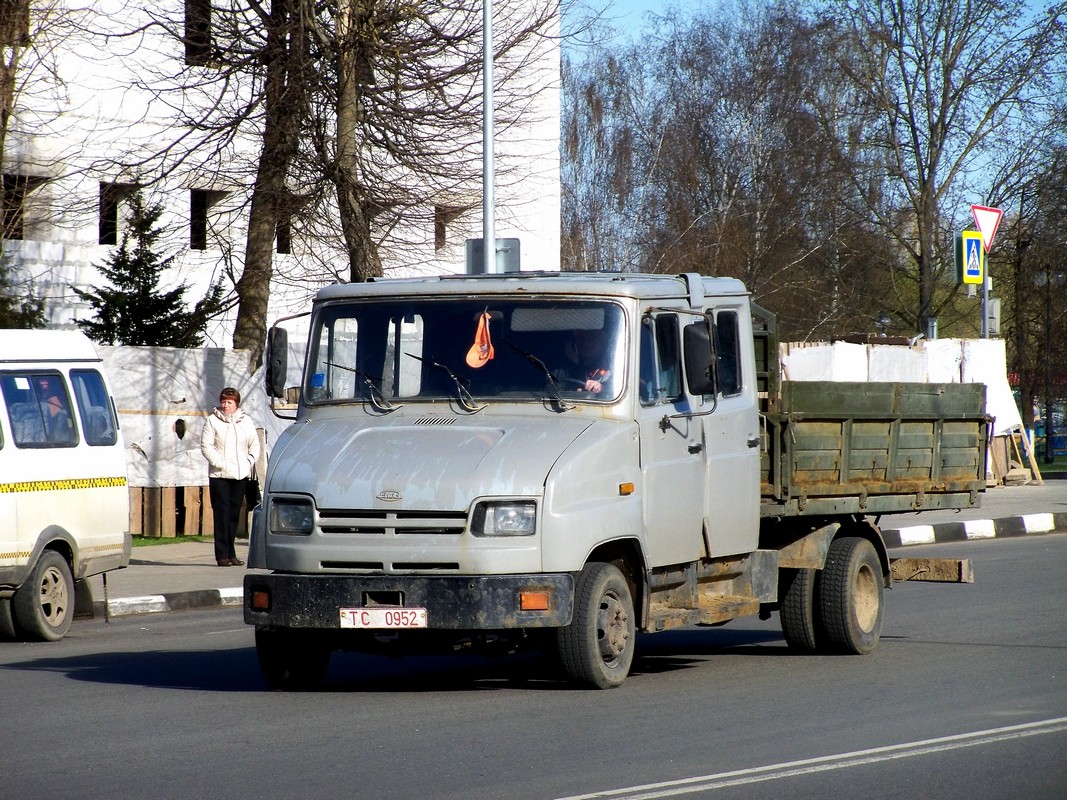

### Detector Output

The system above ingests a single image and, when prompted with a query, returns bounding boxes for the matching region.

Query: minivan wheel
[13,551,74,642]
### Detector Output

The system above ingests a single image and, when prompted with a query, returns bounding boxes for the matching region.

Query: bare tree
[306,0,558,284]
[112,0,558,366]
[818,0,1067,337]
[233,0,309,356]
[0,0,91,326]
[996,136,1067,432]
[561,2,890,341]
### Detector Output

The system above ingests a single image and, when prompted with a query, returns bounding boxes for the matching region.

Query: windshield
[305,299,626,405]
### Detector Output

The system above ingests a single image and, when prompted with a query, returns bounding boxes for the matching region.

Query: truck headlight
[471,501,536,537]
[270,498,314,535]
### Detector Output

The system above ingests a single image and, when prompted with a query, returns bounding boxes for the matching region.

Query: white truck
[245,272,985,688]
[0,330,131,640]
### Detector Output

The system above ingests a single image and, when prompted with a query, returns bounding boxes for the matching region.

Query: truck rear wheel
[557,562,635,689]
[13,550,74,642]
[816,537,883,654]
[255,628,331,690]
[779,567,820,652]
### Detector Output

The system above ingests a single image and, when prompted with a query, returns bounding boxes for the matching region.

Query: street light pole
[482,0,495,274]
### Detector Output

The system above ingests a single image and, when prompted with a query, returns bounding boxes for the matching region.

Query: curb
[94,586,243,618]
[86,519,1067,618]
[881,513,1067,548]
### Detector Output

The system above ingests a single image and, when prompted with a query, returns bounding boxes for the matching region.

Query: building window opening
[98,182,138,245]
[2,174,47,241]
[185,0,212,66]
[0,0,30,47]
[190,188,226,251]
[434,206,463,251]
[276,218,291,255]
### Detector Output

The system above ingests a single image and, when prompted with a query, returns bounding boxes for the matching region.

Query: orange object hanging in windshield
[465,311,495,368]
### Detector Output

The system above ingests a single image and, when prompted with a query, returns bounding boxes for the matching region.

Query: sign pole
[982,272,989,338]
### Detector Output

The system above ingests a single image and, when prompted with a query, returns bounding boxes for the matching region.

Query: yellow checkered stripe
[0,542,125,562]
[0,476,128,493]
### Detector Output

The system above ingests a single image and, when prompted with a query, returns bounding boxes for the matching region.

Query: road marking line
[556,717,1067,800]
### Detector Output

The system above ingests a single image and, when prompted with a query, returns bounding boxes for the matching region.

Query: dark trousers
[209,477,248,561]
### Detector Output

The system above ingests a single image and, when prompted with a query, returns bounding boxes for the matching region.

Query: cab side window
[715,310,742,397]
[1,372,79,447]
[71,369,119,446]
[639,314,682,406]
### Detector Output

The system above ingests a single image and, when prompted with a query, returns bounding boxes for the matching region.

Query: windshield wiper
[405,353,485,414]
[503,339,574,411]
[325,361,401,413]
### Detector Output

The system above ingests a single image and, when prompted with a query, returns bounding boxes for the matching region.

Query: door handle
[688,443,703,454]
[747,436,760,448]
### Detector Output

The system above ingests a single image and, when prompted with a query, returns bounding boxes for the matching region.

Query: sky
[566,0,691,40]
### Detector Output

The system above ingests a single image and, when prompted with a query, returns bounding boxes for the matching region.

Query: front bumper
[244,572,574,630]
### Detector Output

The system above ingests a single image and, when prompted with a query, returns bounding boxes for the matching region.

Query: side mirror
[683,319,716,396]
[265,326,288,399]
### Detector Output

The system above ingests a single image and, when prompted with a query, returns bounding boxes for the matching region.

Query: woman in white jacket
[200,387,261,567]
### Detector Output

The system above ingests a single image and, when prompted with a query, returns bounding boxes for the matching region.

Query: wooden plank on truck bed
[890,557,975,583]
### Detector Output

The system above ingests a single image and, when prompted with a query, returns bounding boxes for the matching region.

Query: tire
[556,562,635,689]
[13,551,74,642]
[779,567,820,652]
[816,537,884,655]
[255,628,332,691]
[0,597,18,640]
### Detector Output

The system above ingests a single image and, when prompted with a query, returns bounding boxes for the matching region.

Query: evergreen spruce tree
[73,193,225,346]
[0,264,46,328]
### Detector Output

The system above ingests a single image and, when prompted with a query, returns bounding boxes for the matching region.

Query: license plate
[339,607,428,629]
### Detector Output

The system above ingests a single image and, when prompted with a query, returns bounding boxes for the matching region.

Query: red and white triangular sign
[971,205,1003,253]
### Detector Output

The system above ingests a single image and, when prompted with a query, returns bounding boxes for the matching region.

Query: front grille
[318,509,468,535]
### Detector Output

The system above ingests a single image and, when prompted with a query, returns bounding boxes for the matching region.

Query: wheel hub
[854,563,879,632]
[597,592,631,662]
[39,566,70,625]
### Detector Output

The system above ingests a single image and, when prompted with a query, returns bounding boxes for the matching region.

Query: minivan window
[1,372,79,447]
[71,369,119,446]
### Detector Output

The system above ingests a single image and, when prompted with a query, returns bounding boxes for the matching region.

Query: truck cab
[245,272,982,689]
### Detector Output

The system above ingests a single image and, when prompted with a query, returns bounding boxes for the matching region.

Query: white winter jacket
[200,407,261,480]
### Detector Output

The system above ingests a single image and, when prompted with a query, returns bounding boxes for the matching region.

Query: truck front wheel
[255,628,332,690]
[557,562,635,689]
[13,550,74,641]
[816,537,883,654]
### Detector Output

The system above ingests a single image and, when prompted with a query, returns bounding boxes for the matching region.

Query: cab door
[698,306,760,556]
[636,313,704,567]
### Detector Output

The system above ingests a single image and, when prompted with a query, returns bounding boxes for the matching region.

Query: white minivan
[0,330,130,640]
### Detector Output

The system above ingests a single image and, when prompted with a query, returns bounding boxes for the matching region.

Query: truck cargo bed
[760,381,989,517]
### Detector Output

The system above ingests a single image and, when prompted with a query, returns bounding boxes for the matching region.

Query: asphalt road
[1,535,1064,800]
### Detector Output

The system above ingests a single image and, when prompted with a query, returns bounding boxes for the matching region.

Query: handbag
[246,477,262,507]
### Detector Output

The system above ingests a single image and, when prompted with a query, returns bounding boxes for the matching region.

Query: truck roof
[0,329,102,364]
[315,271,749,303]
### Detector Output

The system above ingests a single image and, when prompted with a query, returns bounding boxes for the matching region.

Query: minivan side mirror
[683,319,716,396]
[266,326,288,399]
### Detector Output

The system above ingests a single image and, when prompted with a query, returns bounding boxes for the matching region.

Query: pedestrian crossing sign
[955,230,985,286]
